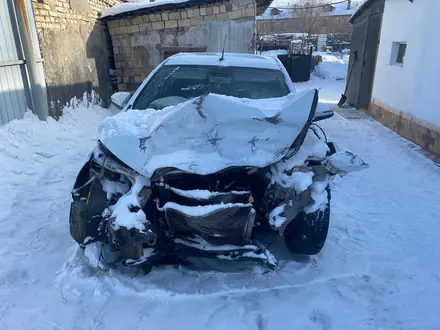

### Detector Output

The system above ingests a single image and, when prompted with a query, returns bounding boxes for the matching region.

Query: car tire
[70,181,107,245]
[283,187,331,255]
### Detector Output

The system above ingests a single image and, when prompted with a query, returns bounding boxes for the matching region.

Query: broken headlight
[91,141,138,179]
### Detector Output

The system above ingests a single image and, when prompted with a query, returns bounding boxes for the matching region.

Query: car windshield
[132,65,290,110]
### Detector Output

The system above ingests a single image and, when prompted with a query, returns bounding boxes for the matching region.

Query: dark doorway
[358,12,382,110]
[345,0,385,110]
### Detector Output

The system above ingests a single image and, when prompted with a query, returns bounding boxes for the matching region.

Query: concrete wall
[372,0,440,127]
[31,0,121,117]
[370,0,440,155]
[107,0,256,92]
[257,15,352,36]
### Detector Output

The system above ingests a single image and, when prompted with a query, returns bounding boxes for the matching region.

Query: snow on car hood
[98,90,316,178]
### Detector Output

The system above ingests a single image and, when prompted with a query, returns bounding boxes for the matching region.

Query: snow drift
[313,52,349,80]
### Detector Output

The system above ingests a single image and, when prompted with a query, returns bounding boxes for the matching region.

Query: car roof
[164,52,282,71]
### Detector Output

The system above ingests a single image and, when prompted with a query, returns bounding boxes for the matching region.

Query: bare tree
[291,0,329,36]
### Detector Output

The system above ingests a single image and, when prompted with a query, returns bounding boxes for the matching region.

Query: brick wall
[370,100,440,156]
[106,0,256,92]
[31,0,122,116]
[32,0,121,30]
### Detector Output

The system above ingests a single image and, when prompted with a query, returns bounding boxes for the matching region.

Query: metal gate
[0,0,47,125]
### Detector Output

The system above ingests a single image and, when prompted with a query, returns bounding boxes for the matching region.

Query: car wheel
[283,187,331,255]
[70,181,107,245]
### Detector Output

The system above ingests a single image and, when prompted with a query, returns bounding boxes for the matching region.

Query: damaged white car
[70,53,368,272]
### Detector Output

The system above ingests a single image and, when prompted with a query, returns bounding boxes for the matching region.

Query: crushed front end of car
[69,90,368,272]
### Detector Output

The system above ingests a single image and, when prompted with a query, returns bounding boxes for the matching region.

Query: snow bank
[313,52,349,80]
[0,101,111,224]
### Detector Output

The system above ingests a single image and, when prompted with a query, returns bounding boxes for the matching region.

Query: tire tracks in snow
[61,270,372,302]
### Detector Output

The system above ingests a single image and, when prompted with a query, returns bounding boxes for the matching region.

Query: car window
[132,65,290,110]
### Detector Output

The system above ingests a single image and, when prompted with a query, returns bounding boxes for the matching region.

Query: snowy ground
[312,52,350,81]
[1,74,440,329]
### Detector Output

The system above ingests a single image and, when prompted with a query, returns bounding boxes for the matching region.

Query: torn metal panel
[98,90,317,178]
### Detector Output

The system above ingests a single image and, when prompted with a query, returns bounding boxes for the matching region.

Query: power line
[269,0,349,10]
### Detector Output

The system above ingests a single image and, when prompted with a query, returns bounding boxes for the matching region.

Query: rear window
[132,65,290,110]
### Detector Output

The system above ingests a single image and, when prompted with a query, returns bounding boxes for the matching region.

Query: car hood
[98,90,316,178]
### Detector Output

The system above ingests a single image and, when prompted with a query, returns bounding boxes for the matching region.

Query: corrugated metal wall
[0,0,30,125]
[0,0,48,126]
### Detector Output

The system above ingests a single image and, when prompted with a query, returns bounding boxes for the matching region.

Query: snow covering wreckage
[69,56,368,272]
[70,91,366,271]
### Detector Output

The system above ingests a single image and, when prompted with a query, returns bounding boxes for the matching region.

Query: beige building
[31,0,122,115]
[257,1,355,36]
[104,0,271,92]
[0,0,123,124]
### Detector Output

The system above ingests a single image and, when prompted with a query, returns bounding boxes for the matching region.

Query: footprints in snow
[310,309,332,330]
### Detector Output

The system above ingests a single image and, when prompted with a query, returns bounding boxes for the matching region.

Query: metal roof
[349,0,376,23]
[102,0,272,20]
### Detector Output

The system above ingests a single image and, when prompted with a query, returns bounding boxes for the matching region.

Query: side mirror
[313,110,334,122]
[111,92,131,110]
[313,102,334,122]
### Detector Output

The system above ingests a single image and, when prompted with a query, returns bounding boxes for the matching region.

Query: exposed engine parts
[69,123,368,273]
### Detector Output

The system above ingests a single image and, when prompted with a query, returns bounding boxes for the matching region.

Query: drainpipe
[347,0,351,10]
[14,0,49,120]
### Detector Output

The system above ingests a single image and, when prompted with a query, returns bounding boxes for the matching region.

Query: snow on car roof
[163,53,282,70]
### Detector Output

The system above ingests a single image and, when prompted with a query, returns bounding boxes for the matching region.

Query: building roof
[164,52,283,70]
[349,0,375,22]
[102,0,210,18]
[101,0,272,19]
[257,0,357,21]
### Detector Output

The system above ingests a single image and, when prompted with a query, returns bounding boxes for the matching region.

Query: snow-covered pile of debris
[313,51,349,80]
